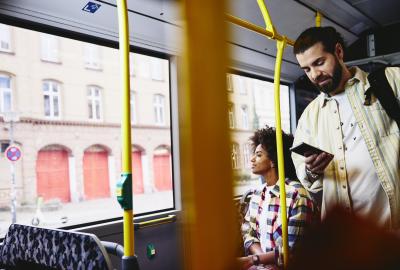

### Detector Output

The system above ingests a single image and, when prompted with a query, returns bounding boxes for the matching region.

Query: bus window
[227,73,290,195]
[0,24,174,235]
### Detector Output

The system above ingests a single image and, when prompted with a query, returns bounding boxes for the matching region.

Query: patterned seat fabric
[0,224,111,270]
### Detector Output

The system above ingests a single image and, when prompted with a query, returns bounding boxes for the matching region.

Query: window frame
[42,80,61,119]
[40,33,60,63]
[0,23,12,52]
[153,93,166,126]
[87,85,103,121]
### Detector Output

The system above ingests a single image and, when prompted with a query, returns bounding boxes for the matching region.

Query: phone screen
[290,142,331,157]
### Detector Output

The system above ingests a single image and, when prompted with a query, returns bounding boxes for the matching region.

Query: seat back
[0,223,113,270]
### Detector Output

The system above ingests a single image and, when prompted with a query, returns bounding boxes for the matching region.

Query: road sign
[5,145,22,162]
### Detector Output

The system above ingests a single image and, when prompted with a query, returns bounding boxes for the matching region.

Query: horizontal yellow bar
[135,215,176,228]
[225,13,295,47]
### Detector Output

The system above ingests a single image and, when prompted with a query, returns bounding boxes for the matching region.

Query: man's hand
[305,152,334,174]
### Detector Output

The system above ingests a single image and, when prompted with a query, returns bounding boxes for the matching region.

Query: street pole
[9,118,17,224]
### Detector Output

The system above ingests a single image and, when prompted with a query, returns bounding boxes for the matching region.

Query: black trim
[0,13,169,59]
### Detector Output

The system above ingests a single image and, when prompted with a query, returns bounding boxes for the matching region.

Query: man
[291,26,400,229]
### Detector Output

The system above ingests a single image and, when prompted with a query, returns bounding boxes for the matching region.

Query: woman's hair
[250,125,297,179]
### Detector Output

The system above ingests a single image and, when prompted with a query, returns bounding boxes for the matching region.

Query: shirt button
[342,185,346,189]
[339,146,342,150]
[333,110,337,113]
[336,126,340,130]
[340,166,344,170]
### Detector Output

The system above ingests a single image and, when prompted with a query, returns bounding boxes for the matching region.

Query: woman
[239,126,317,269]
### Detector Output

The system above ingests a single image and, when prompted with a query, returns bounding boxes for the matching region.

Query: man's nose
[310,68,321,82]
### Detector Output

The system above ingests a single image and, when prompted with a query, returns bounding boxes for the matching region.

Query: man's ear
[270,161,275,168]
[335,43,344,60]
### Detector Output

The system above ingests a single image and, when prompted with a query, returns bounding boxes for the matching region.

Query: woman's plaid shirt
[242,179,317,256]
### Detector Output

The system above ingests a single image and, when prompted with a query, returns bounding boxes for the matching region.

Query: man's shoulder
[297,95,324,122]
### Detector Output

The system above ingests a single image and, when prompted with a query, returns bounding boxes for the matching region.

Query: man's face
[296,42,343,94]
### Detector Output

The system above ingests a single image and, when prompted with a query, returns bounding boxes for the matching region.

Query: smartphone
[290,142,332,157]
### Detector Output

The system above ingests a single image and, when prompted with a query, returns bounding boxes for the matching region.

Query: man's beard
[313,59,342,94]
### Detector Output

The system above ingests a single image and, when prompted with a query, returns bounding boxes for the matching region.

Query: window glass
[228,103,235,128]
[0,75,12,112]
[241,105,249,130]
[40,34,59,62]
[84,44,101,69]
[87,86,102,120]
[231,143,240,169]
[43,80,60,118]
[153,94,165,125]
[0,24,173,235]
[0,24,11,52]
[227,73,291,195]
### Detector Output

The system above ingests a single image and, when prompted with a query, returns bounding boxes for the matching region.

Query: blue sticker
[82,2,101,13]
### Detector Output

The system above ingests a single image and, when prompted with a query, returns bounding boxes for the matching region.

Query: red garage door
[153,153,172,191]
[83,151,110,199]
[132,151,144,194]
[36,150,70,202]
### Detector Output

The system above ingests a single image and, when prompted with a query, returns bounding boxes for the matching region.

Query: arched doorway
[36,145,71,202]
[153,146,172,191]
[83,145,110,199]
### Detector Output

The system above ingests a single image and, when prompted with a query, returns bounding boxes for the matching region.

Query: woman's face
[250,144,273,176]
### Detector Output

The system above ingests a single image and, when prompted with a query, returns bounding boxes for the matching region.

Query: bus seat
[0,223,113,270]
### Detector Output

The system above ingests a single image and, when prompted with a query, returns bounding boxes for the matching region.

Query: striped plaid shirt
[292,67,400,229]
[242,179,316,257]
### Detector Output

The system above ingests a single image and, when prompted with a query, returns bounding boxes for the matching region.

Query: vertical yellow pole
[274,38,289,268]
[116,0,134,256]
[180,0,238,269]
[316,11,322,27]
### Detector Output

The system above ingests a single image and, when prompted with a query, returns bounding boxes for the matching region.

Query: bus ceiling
[0,0,398,76]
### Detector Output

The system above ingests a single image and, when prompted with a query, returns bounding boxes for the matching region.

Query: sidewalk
[0,191,173,236]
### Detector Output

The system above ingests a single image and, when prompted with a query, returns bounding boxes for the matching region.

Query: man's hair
[293,26,346,55]
[250,125,296,179]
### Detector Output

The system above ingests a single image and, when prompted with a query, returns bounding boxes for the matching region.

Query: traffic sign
[5,145,22,162]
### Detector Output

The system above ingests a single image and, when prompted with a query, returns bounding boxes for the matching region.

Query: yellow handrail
[116,0,134,257]
[225,14,295,46]
[274,38,289,268]
[257,0,276,38]
[316,11,322,27]
[256,1,289,267]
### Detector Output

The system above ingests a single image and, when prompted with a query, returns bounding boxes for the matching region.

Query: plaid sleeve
[242,199,260,254]
[287,192,316,249]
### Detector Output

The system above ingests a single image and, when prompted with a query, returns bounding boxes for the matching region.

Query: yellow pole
[274,38,289,268]
[116,0,134,256]
[257,0,276,37]
[180,0,238,269]
[255,0,290,267]
[316,11,322,27]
